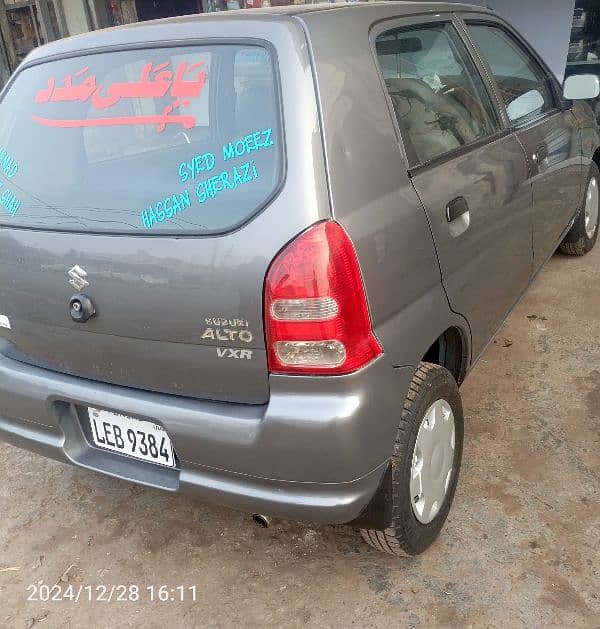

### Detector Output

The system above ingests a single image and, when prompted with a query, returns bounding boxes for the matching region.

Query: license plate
[88,408,176,468]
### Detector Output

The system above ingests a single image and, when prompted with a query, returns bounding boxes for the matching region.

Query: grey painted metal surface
[412,131,533,358]
[0,2,598,526]
[0,347,410,522]
[518,111,583,267]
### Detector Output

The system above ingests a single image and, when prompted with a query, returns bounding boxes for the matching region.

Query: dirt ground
[1,245,599,629]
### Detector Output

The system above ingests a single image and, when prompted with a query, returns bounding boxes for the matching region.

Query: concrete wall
[61,0,90,35]
[121,0,138,24]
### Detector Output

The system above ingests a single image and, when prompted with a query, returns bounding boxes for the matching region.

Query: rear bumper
[0,352,412,524]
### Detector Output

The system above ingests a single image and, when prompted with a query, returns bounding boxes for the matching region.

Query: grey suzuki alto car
[0,2,599,556]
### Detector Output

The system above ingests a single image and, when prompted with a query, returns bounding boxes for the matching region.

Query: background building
[0,0,207,83]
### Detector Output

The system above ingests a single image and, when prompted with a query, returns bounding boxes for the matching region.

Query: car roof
[23,1,491,65]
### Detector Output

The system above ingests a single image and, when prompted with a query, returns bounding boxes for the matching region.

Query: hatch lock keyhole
[69,294,96,323]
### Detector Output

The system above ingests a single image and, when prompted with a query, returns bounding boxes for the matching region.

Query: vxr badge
[68,265,89,291]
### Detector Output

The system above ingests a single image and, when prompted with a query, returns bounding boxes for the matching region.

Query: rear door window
[0,43,283,234]
[375,22,499,165]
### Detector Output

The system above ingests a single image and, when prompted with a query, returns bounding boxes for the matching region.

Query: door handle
[446,196,470,222]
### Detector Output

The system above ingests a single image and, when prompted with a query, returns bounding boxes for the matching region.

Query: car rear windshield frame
[0,38,287,238]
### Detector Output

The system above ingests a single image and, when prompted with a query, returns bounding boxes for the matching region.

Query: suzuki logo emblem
[68,265,89,291]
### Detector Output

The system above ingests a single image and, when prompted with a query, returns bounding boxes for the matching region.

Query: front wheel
[560,163,600,256]
[360,363,464,556]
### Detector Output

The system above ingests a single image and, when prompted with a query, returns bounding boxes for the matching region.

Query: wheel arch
[348,324,470,532]
[592,146,600,173]
[421,326,469,386]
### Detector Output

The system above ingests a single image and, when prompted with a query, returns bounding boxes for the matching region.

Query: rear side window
[375,23,498,165]
[0,44,283,234]
[468,24,555,124]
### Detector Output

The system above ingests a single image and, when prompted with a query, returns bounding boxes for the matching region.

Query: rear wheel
[360,363,464,556]
[560,164,599,256]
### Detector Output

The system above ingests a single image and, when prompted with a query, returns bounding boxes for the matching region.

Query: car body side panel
[515,111,583,269]
[297,9,470,371]
[411,134,533,360]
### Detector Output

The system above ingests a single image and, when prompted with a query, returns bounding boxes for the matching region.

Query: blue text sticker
[140,126,275,229]
[0,147,21,218]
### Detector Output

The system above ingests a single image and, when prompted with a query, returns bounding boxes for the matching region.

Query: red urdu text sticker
[32,61,207,133]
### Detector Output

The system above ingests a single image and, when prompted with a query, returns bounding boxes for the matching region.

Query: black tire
[560,163,600,256]
[360,363,464,556]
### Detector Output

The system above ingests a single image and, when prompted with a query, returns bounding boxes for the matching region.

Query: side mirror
[563,74,600,100]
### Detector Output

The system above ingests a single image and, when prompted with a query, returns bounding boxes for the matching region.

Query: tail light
[264,221,382,375]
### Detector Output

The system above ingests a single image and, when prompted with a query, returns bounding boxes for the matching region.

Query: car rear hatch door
[0,30,326,404]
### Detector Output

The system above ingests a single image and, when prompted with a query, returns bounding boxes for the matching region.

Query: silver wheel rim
[410,399,456,524]
[585,177,599,240]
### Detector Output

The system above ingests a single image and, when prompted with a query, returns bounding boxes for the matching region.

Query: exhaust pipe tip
[252,514,271,528]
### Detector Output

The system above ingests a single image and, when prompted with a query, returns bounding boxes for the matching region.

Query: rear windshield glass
[0,44,283,234]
